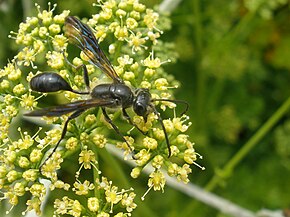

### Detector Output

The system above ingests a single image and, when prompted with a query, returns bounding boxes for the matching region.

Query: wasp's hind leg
[39,109,85,171]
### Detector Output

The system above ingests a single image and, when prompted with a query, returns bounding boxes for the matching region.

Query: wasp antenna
[151,98,189,116]
[149,104,171,157]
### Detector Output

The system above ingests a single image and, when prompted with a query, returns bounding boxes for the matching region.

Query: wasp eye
[134,103,147,116]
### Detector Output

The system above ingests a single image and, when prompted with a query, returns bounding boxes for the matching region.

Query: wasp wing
[64,16,123,84]
[25,98,116,117]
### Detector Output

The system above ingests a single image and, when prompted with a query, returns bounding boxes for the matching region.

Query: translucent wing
[25,98,116,117]
[64,16,123,83]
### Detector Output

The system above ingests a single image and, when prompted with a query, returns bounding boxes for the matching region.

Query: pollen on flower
[177,164,192,184]
[127,31,147,53]
[143,9,160,31]
[7,170,19,183]
[140,80,151,89]
[121,192,137,212]
[25,197,42,216]
[154,78,168,90]
[38,26,48,38]
[163,119,174,133]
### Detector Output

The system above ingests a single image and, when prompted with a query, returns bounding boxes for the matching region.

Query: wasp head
[133,88,151,122]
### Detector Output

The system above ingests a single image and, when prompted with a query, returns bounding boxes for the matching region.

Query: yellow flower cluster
[0,0,203,216]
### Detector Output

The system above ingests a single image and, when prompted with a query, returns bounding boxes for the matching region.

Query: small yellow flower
[88,197,100,212]
[121,192,137,212]
[143,9,159,30]
[7,170,19,182]
[105,186,122,213]
[66,137,78,150]
[29,183,46,199]
[93,134,107,148]
[30,149,43,163]
[22,169,38,182]
[152,155,164,169]
[20,94,37,109]
[130,167,142,178]
[48,23,61,35]
[52,34,67,50]
[177,164,192,184]
[13,84,26,95]
[73,180,95,195]
[13,182,25,196]
[114,26,128,41]
[18,156,30,168]
[46,51,65,69]
[26,197,42,216]
[143,137,158,150]
[148,170,166,191]
[135,149,151,166]
[79,149,95,169]
[184,148,197,164]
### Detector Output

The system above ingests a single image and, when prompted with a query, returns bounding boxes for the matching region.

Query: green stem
[92,147,100,198]
[192,0,205,132]
[206,95,290,191]
[113,41,123,65]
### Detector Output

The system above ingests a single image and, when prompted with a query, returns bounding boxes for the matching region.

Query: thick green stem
[192,0,205,131]
[206,95,290,191]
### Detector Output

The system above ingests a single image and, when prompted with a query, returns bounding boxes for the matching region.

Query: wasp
[25,16,188,166]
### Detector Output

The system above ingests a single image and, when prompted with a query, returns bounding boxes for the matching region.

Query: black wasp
[26,16,188,165]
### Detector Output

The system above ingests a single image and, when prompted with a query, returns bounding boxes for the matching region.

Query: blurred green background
[1,0,290,216]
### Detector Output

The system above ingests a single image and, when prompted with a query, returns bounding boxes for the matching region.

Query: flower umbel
[0,1,202,216]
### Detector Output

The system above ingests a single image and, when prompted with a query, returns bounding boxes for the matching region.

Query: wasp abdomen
[30,72,73,93]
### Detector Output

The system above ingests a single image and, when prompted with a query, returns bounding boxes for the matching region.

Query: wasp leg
[149,105,172,157]
[122,108,147,136]
[62,51,90,92]
[40,109,85,171]
[101,108,135,156]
